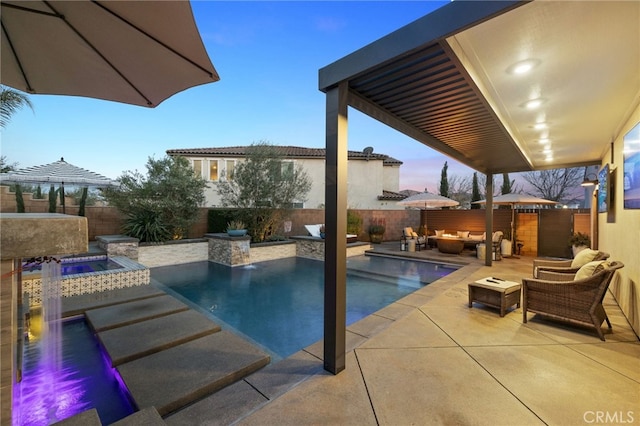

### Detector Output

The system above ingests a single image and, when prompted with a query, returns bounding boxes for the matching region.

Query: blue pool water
[14,319,134,425]
[152,255,459,359]
[22,258,123,276]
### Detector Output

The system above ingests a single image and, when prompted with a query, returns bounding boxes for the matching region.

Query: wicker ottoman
[468,277,521,317]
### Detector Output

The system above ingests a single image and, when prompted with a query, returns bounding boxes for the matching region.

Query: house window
[226,160,235,181]
[209,160,219,181]
[193,160,202,178]
[278,161,294,180]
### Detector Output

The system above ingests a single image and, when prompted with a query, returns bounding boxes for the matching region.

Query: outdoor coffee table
[468,277,521,317]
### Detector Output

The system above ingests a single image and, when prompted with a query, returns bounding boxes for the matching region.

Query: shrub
[368,218,386,234]
[347,210,362,235]
[123,207,172,243]
[104,156,206,242]
[569,232,590,247]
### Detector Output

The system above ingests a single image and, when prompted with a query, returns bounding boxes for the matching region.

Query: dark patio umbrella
[1,1,219,107]
[0,157,115,213]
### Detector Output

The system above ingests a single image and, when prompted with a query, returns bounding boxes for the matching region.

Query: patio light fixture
[581,173,599,186]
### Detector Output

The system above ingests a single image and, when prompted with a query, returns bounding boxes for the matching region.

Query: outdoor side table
[468,277,521,317]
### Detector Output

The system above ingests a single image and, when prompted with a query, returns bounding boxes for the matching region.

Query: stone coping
[249,240,295,248]
[96,234,139,244]
[139,237,207,246]
[204,233,250,241]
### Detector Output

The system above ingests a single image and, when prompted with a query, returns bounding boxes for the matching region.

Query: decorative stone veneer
[96,235,139,260]
[206,233,251,267]
[249,241,297,263]
[292,236,372,261]
[138,239,208,268]
[22,256,149,307]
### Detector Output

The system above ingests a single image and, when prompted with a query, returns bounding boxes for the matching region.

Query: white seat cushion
[571,249,599,268]
[304,224,322,238]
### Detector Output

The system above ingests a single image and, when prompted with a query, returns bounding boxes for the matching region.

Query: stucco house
[166,146,405,209]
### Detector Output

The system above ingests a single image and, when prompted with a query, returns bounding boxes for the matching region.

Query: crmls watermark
[583,411,635,424]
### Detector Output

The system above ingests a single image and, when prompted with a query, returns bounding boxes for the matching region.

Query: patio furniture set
[401,227,503,259]
[468,248,624,341]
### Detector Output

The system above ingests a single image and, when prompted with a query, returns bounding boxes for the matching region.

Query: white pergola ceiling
[319,0,640,175]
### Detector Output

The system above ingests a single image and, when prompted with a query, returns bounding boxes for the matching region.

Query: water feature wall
[22,256,149,308]
[206,233,252,267]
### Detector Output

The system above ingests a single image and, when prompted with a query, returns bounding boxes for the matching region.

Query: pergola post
[323,81,348,375]
[485,173,493,266]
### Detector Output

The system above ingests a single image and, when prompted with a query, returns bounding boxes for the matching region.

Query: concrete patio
[162,244,639,425]
[54,243,639,425]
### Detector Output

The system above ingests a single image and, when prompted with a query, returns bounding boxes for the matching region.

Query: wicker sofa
[522,260,624,340]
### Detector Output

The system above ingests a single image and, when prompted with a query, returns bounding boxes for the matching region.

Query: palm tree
[1,86,33,128]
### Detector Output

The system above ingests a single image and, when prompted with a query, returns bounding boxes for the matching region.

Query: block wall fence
[1,186,589,255]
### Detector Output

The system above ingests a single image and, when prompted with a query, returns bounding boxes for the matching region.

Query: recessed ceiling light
[507,59,541,75]
[545,154,553,161]
[539,138,550,144]
[522,98,544,109]
[533,122,548,130]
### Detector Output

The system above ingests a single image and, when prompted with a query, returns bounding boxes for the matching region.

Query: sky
[1,0,486,193]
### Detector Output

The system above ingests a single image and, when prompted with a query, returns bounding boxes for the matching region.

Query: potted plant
[368,218,386,243]
[227,219,248,237]
[319,224,326,239]
[569,232,590,256]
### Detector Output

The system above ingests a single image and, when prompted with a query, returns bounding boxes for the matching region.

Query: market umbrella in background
[397,192,459,234]
[472,193,558,244]
[0,157,116,213]
[1,0,219,107]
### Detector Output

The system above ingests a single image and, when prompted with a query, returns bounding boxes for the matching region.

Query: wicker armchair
[402,227,427,250]
[532,251,609,278]
[522,261,624,340]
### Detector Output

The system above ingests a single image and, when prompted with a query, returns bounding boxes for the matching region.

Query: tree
[48,185,57,213]
[522,167,583,202]
[447,174,471,208]
[439,161,449,197]
[1,86,33,128]
[15,184,25,213]
[501,173,513,194]
[217,141,312,242]
[0,156,18,173]
[78,187,88,217]
[471,172,482,209]
[103,155,207,242]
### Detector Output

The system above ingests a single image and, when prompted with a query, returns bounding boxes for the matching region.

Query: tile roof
[377,190,407,201]
[166,146,402,165]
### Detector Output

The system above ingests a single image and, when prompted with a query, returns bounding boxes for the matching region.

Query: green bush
[347,210,362,235]
[123,208,172,243]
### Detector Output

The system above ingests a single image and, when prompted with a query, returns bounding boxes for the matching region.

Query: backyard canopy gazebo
[318,1,639,373]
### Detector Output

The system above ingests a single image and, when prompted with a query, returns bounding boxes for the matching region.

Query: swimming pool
[151,255,459,360]
[22,257,124,276]
[14,318,134,425]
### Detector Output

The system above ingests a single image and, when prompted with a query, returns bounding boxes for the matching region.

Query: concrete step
[61,285,164,318]
[97,309,222,366]
[117,331,270,416]
[85,294,188,332]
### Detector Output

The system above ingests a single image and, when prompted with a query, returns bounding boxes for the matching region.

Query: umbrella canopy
[473,193,558,241]
[397,192,459,209]
[0,157,115,187]
[1,0,219,107]
[473,193,559,207]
